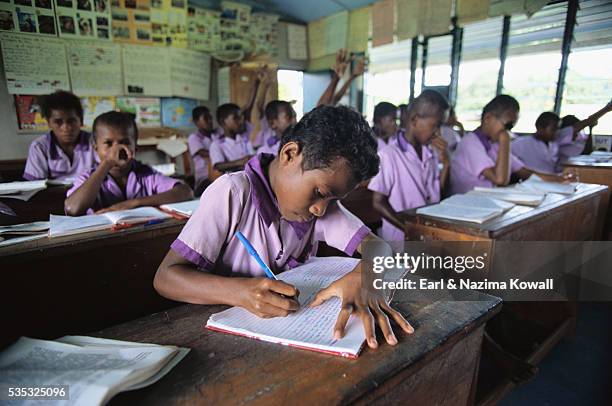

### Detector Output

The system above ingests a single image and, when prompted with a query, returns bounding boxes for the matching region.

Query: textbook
[470,187,546,207]
[0,336,189,406]
[0,180,47,201]
[50,207,171,237]
[206,257,368,359]
[160,199,200,218]
[0,221,49,247]
[515,175,576,195]
[416,194,515,224]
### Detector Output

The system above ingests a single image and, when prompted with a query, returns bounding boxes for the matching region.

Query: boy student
[372,102,399,150]
[188,106,217,195]
[369,90,450,241]
[209,103,256,173]
[450,95,567,195]
[154,106,414,348]
[65,112,193,216]
[23,91,96,182]
[256,100,297,156]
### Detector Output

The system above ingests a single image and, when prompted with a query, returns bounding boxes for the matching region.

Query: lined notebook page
[417,204,503,224]
[443,194,515,211]
[206,257,366,357]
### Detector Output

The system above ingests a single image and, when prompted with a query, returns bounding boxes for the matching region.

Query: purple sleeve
[367,147,394,197]
[209,141,225,166]
[314,201,370,256]
[461,136,496,179]
[23,138,49,180]
[146,171,183,195]
[171,175,243,270]
[66,170,93,197]
[188,133,205,156]
[510,152,525,173]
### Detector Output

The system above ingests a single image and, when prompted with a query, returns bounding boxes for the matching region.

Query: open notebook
[0,180,47,201]
[0,336,188,406]
[50,207,171,237]
[160,199,200,218]
[0,221,49,247]
[470,187,546,207]
[515,175,576,195]
[206,257,370,359]
[416,194,515,224]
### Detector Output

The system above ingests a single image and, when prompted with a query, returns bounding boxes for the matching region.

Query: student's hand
[95,199,139,214]
[310,266,414,349]
[431,136,449,165]
[238,278,300,318]
[104,144,133,167]
[332,48,351,78]
[563,169,579,183]
[351,57,366,78]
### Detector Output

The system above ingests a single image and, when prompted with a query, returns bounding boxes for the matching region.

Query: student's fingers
[261,289,299,312]
[253,301,295,318]
[357,307,378,349]
[309,286,334,307]
[333,302,353,340]
[381,301,414,334]
[265,279,299,297]
[371,301,397,345]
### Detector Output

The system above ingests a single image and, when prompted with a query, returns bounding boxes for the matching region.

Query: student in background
[450,95,566,195]
[317,48,366,107]
[154,105,414,348]
[512,112,562,174]
[256,100,297,156]
[372,102,398,150]
[188,106,216,196]
[557,101,612,166]
[398,104,408,129]
[23,91,95,182]
[369,90,450,241]
[440,106,464,153]
[252,66,276,149]
[209,104,256,173]
[65,112,193,216]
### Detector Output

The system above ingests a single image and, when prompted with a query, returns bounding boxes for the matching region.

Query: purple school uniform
[252,119,272,148]
[23,131,95,182]
[171,154,369,276]
[368,134,440,241]
[440,125,461,153]
[66,160,182,214]
[512,135,559,174]
[556,126,587,169]
[450,130,524,195]
[188,130,218,184]
[256,133,280,155]
[209,134,255,167]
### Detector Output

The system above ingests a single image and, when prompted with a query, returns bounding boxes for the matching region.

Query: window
[277,69,304,120]
[455,58,500,131]
[363,69,412,123]
[561,47,612,135]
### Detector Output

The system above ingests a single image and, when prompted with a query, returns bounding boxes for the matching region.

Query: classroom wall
[303,72,331,113]
[0,56,39,161]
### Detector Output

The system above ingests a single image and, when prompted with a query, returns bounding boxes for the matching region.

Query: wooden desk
[95,292,501,405]
[0,185,69,225]
[563,159,612,240]
[0,219,186,348]
[402,183,608,405]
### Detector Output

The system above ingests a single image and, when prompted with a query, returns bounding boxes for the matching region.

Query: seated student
[23,91,95,182]
[256,100,297,156]
[440,106,464,153]
[154,105,414,348]
[372,102,399,150]
[369,90,450,241]
[450,95,565,195]
[209,104,256,173]
[188,106,217,195]
[512,112,563,174]
[65,112,193,216]
[557,101,612,165]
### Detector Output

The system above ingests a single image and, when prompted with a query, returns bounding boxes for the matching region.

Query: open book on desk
[0,221,49,247]
[0,180,47,201]
[50,207,171,237]
[416,194,515,224]
[0,336,189,406]
[470,187,546,207]
[206,257,370,358]
[514,175,576,195]
[160,199,200,218]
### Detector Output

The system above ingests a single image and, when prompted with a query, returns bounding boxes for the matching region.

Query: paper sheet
[443,194,516,211]
[169,47,210,100]
[420,0,452,36]
[54,0,112,40]
[81,96,116,128]
[66,39,122,96]
[372,0,394,47]
[287,23,307,60]
[250,12,279,57]
[216,66,230,106]
[0,180,47,195]
[122,44,172,96]
[111,0,153,45]
[396,0,418,40]
[348,6,370,53]
[160,97,197,127]
[207,257,366,357]
[150,0,187,48]
[307,18,325,60]
[187,6,221,52]
[116,97,161,127]
[324,11,348,56]
[0,32,70,94]
[160,198,199,216]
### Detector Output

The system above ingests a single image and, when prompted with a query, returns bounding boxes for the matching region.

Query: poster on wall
[122,43,172,96]
[150,0,186,47]
[161,97,197,127]
[53,0,111,40]
[81,96,116,127]
[110,0,152,44]
[14,95,49,131]
[186,6,220,52]
[66,39,122,95]
[0,0,57,36]
[116,96,161,127]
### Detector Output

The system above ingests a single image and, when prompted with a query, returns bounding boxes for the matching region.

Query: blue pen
[235,231,278,280]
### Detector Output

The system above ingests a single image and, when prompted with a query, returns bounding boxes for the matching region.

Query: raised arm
[331,56,366,105]
[316,48,350,107]
[573,101,612,134]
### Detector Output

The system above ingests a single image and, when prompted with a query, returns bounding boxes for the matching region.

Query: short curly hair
[39,91,83,122]
[281,105,379,184]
